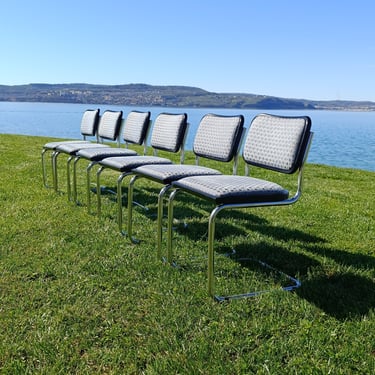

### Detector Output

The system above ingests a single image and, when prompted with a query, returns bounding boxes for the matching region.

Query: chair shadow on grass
[217,241,375,320]
[222,240,375,320]
[123,186,375,320]
[305,243,375,270]
[296,244,375,320]
[297,272,375,320]
[96,184,163,211]
[168,198,375,320]
[171,202,325,245]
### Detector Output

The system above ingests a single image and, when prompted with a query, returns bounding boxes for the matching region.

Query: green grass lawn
[0,133,374,374]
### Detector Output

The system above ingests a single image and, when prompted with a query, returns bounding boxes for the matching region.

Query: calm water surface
[0,101,374,172]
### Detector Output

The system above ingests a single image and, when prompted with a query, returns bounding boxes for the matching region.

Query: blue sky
[1,0,374,101]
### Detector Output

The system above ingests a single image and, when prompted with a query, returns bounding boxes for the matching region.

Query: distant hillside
[0,83,374,111]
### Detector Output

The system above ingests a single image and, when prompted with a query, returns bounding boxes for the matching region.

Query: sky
[1,0,375,102]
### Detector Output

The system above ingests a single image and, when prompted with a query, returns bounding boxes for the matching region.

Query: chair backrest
[97,110,123,142]
[150,112,188,153]
[80,109,100,139]
[243,113,312,174]
[122,111,151,152]
[193,113,244,162]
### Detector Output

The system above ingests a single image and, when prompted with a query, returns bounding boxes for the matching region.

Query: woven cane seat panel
[173,175,289,204]
[80,109,100,136]
[133,164,221,184]
[56,143,109,154]
[243,114,310,173]
[99,156,172,172]
[43,140,89,150]
[122,111,150,145]
[193,114,244,162]
[77,147,137,161]
[97,111,122,140]
[150,113,187,152]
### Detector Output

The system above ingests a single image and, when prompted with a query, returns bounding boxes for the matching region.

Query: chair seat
[99,156,173,172]
[173,175,289,204]
[133,164,222,184]
[44,140,89,150]
[56,143,109,155]
[77,147,137,161]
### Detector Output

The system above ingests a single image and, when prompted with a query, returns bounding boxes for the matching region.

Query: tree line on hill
[0,83,374,111]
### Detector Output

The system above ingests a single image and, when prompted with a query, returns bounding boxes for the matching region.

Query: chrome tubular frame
[116,171,133,235]
[41,148,51,188]
[127,175,173,258]
[166,132,313,301]
[96,166,105,217]
[166,187,303,301]
[95,166,132,234]
[86,161,98,213]
[66,155,75,201]
[51,151,59,192]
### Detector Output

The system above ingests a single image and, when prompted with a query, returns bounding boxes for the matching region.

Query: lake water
[0,101,374,172]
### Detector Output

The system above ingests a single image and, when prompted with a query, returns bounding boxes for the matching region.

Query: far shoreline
[1,83,375,112]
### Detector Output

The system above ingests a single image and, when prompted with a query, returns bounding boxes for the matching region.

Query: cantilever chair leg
[66,156,75,201]
[127,175,173,259]
[52,151,59,192]
[96,166,143,226]
[117,172,132,235]
[72,157,82,204]
[42,147,69,189]
[72,157,80,203]
[96,166,105,217]
[127,175,140,244]
[167,190,302,301]
[167,189,179,264]
[157,184,173,260]
[73,156,101,206]
[96,167,132,233]
[86,161,97,213]
[207,206,218,299]
[207,204,301,302]
[41,149,50,188]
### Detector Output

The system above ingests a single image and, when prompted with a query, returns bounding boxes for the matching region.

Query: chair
[72,111,151,209]
[41,108,100,188]
[127,113,245,258]
[166,113,313,301]
[95,112,188,233]
[52,110,123,198]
